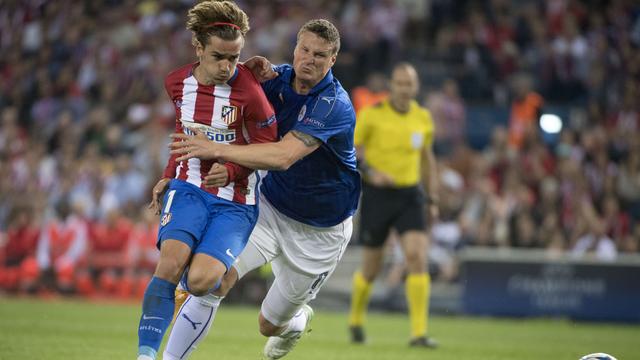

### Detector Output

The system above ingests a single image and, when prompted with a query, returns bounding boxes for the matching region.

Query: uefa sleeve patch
[257,115,276,128]
[160,213,172,226]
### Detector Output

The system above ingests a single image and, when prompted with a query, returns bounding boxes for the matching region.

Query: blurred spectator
[76,208,134,298]
[425,78,466,157]
[0,204,40,293]
[351,72,388,114]
[34,200,89,294]
[507,73,543,152]
[571,218,618,262]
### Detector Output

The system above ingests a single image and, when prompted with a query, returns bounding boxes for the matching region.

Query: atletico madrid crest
[221,105,237,125]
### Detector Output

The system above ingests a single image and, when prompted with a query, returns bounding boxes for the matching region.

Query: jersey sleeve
[293,96,356,144]
[354,107,371,147]
[244,85,278,145]
[423,109,435,149]
[222,162,252,185]
[162,75,181,179]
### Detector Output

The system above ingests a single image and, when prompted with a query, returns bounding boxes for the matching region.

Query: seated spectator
[571,219,618,261]
[0,204,40,293]
[76,208,134,298]
[128,207,159,299]
[34,200,89,294]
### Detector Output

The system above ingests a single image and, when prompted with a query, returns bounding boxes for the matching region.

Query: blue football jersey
[260,65,361,227]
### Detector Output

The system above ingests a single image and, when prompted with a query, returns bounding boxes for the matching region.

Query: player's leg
[164,243,271,360]
[137,240,191,360]
[261,214,352,359]
[396,187,437,348]
[164,200,277,360]
[259,259,319,360]
[137,182,209,360]
[349,183,393,343]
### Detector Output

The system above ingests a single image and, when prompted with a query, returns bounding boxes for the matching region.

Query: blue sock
[138,276,177,359]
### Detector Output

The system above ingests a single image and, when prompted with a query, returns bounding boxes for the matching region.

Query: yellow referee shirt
[354,99,434,187]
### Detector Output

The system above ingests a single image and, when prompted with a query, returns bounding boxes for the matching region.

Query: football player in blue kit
[164,19,360,360]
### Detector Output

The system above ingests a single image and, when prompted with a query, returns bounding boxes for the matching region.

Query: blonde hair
[297,19,340,55]
[186,0,250,48]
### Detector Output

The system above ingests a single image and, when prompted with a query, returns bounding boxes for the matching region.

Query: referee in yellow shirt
[348,63,439,348]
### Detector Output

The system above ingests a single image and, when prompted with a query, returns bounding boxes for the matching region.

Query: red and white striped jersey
[162,63,277,205]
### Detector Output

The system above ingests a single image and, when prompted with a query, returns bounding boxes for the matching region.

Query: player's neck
[193,64,216,86]
[292,77,314,95]
[389,98,411,114]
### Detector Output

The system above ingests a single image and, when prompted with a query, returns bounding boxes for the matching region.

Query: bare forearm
[218,142,296,171]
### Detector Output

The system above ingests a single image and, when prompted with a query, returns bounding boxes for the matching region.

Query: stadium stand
[0,0,638,299]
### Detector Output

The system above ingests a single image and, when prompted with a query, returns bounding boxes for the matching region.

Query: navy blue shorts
[157,179,258,270]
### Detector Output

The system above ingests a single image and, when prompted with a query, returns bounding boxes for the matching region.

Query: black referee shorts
[358,183,426,248]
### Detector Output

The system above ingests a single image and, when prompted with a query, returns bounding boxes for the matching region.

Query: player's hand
[366,168,395,187]
[149,178,171,215]
[169,131,221,162]
[243,56,278,82]
[204,163,229,188]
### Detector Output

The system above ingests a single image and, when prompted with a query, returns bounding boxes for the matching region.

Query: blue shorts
[157,179,258,270]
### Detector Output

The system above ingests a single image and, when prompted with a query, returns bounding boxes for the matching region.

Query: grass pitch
[0,297,638,360]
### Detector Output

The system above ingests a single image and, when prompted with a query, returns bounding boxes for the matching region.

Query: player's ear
[195,40,204,59]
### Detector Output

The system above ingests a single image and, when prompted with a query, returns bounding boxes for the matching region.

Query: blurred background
[0,0,639,323]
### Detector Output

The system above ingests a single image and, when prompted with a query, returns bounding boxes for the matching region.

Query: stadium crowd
[0,0,639,296]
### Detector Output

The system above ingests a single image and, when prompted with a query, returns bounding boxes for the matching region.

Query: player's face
[390,66,419,106]
[196,35,244,85]
[293,31,336,86]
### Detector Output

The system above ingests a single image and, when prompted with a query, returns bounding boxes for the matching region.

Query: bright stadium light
[539,113,563,134]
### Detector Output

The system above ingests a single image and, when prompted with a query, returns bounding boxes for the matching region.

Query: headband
[206,22,240,30]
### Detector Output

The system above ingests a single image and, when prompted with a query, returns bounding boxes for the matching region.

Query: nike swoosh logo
[143,314,164,320]
[226,248,236,260]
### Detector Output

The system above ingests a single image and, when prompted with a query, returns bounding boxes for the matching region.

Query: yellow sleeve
[354,107,370,147]
[423,109,435,149]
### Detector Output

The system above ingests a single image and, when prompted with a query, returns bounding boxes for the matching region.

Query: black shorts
[358,183,426,248]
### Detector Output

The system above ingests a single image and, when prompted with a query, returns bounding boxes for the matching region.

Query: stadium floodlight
[539,113,563,134]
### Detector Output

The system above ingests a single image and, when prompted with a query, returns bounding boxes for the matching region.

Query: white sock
[163,294,223,360]
[278,308,307,338]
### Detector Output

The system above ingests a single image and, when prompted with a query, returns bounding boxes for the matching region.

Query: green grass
[0,297,638,359]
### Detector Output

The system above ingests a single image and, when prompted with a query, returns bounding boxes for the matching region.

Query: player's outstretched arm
[170,130,320,171]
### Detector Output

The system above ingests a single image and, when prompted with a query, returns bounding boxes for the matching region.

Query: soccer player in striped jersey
[136,2,276,359]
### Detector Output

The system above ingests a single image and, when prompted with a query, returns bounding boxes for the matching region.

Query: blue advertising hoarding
[461,250,640,322]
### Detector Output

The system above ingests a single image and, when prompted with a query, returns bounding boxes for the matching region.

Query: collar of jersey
[280,65,334,95]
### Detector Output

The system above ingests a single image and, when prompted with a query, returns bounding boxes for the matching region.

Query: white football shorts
[233,193,352,326]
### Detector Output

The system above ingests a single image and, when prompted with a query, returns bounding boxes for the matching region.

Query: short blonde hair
[186,0,250,48]
[297,19,341,55]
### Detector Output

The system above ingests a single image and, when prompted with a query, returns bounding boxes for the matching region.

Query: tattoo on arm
[291,130,321,147]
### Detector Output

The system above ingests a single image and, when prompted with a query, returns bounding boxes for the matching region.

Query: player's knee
[405,252,426,272]
[213,271,237,297]
[187,269,223,297]
[258,313,280,337]
[154,256,187,282]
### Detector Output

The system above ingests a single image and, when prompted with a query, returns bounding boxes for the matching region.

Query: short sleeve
[423,109,435,149]
[354,107,371,147]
